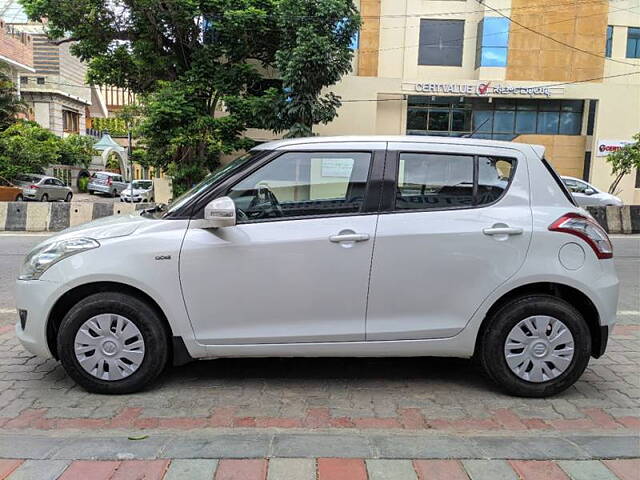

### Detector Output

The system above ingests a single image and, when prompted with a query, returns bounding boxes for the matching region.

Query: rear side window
[395,153,515,210]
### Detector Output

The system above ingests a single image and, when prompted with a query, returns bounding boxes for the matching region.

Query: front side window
[475,17,510,68]
[418,19,464,66]
[396,153,515,211]
[227,152,372,222]
[627,27,640,58]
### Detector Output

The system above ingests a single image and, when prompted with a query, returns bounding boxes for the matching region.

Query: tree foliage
[19,0,360,191]
[0,64,26,131]
[0,122,97,179]
[606,133,640,194]
[0,121,60,179]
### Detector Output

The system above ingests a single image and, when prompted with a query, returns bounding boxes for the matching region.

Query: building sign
[408,81,564,97]
[596,139,633,157]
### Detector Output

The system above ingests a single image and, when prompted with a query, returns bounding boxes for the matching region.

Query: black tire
[57,292,169,394]
[15,194,23,201]
[40,193,48,202]
[65,192,73,202]
[112,189,118,198]
[478,295,591,398]
[88,190,94,195]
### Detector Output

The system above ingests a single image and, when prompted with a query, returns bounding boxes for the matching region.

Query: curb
[0,432,637,461]
[0,202,153,232]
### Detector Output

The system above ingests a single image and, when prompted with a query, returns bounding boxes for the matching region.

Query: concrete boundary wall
[0,203,637,233]
[0,202,153,232]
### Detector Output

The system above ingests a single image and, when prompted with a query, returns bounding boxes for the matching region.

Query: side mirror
[584,188,596,195]
[203,196,236,228]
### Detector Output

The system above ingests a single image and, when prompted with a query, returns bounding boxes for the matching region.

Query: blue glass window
[605,25,613,57]
[537,112,560,134]
[475,18,510,68]
[627,27,640,58]
[515,111,536,133]
[493,111,515,133]
[559,112,582,134]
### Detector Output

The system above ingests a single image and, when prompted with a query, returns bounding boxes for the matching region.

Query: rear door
[366,142,532,341]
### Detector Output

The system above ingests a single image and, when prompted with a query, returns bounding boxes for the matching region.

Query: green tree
[606,133,640,194]
[0,121,61,179]
[0,64,26,131]
[19,0,360,192]
[59,134,97,168]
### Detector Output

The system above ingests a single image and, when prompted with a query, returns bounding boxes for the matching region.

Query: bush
[78,176,89,193]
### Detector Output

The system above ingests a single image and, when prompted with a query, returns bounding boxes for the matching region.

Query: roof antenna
[464,118,489,138]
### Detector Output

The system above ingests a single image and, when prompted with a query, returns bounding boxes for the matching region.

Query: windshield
[131,181,153,190]
[163,151,262,217]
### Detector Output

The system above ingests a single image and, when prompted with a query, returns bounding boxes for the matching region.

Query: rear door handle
[329,233,370,243]
[482,226,523,236]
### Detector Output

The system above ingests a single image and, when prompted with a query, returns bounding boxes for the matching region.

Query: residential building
[0,18,34,86]
[0,0,107,136]
[317,0,640,203]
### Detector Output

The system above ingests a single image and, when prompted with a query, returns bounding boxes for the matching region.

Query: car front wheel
[479,295,591,398]
[57,292,169,394]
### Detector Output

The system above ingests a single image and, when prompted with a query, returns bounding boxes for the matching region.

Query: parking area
[0,235,637,466]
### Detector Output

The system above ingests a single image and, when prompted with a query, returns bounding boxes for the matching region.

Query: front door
[180,148,381,345]
[366,142,532,341]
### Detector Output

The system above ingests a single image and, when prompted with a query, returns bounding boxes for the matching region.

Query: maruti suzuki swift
[15,136,619,397]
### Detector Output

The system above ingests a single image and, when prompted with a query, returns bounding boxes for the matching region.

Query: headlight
[19,238,100,280]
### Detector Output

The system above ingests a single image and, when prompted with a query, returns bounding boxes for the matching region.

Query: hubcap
[74,314,145,381]
[503,315,575,383]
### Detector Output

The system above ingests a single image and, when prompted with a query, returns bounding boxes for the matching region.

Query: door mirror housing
[584,188,596,195]
[203,196,236,228]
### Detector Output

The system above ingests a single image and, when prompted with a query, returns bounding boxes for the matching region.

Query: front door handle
[482,226,523,236]
[329,233,370,243]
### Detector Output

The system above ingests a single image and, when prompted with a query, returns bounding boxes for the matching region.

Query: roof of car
[93,171,122,176]
[253,135,545,157]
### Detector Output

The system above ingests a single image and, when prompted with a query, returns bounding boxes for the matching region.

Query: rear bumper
[88,184,111,193]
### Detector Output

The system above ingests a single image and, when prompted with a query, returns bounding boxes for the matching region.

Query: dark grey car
[13,174,73,202]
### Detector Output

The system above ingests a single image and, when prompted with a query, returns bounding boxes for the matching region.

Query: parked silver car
[120,180,154,203]
[88,172,127,197]
[561,176,623,207]
[13,174,73,202]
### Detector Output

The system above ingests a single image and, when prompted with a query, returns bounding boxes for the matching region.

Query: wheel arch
[475,282,603,358]
[46,281,175,361]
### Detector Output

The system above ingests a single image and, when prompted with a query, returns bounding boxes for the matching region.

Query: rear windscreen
[541,158,577,206]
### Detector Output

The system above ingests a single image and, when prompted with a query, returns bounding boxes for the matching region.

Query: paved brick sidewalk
[0,324,638,436]
[0,458,638,480]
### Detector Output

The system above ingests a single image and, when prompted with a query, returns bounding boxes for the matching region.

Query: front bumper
[15,279,61,358]
[121,196,144,203]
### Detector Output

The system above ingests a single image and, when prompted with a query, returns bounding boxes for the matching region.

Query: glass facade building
[406,96,584,140]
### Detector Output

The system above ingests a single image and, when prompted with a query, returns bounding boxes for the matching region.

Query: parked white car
[15,136,618,397]
[561,176,623,207]
[120,180,154,203]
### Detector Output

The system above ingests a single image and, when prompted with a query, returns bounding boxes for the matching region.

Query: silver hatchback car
[13,174,73,202]
[15,136,618,397]
[88,172,127,197]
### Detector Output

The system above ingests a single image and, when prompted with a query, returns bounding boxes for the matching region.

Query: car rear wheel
[40,193,48,202]
[88,190,94,195]
[478,295,591,398]
[57,292,169,394]
[111,190,117,198]
[65,192,73,202]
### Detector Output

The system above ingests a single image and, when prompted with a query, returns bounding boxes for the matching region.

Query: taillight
[549,213,613,259]
[29,184,39,189]
[107,178,113,186]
